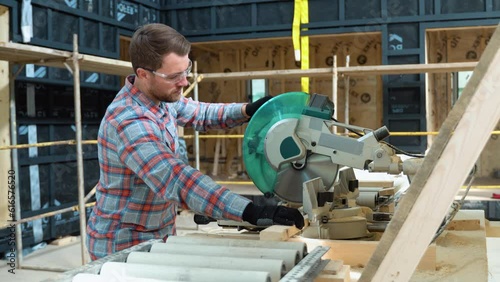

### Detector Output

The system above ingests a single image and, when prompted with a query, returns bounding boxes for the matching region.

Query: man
[86,23,304,260]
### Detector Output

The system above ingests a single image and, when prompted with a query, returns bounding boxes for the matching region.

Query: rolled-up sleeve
[173,97,248,131]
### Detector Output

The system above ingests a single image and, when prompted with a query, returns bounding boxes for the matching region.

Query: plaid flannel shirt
[86,75,251,260]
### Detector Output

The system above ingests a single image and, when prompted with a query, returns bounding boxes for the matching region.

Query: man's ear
[136,68,149,79]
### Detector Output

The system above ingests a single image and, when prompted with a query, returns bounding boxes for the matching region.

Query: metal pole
[10,64,24,268]
[193,61,200,170]
[83,186,96,203]
[13,202,95,226]
[332,55,338,134]
[72,34,87,265]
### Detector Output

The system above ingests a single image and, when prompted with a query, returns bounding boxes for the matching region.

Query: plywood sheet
[426,26,499,178]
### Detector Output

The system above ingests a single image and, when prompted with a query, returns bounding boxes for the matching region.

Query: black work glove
[245,96,273,117]
[242,203,305,229]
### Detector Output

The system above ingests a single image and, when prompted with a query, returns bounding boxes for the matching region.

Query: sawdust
[437,231,471,247]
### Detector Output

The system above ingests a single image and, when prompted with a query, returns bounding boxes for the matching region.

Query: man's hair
[129,23,191,74]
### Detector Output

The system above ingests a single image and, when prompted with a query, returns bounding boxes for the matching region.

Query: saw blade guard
[243,92,310,197]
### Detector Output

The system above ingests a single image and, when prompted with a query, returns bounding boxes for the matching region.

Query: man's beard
[149,85,182,103]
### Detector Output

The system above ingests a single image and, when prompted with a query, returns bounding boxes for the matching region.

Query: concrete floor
[0,238,86,282]
[0,178,498,282]
[0,223,499,282]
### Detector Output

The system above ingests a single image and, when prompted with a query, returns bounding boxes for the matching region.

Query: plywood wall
[310,35,382,128]
[427,26,499,178]
[189,33,383,175]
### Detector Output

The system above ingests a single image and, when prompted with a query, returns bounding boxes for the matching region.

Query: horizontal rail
[2,131,499,149]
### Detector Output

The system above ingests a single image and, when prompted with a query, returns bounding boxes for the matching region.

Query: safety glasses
[141,60,192,84]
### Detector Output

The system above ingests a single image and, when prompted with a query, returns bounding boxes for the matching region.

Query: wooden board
[288,237,436,270]
[426,30,452,147]
[360,23,500,282]
[315,265,351,282]
[486,220,500,237]
[446,219,480,231]
[411,211,488,281]
[359,180,394,188]
[260,225,302,242]
[0,5,10,226]
[0,41,133,77]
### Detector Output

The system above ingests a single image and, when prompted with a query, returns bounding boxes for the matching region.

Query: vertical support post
[344,55,350,134]
[1,5,24,268]
[236,50,243,173]
[332,55,338,134]
[0,5,11,227]
[194,61,200,170]
[10,73,24,268]
[72,34,87,265]
[212,135,221,176]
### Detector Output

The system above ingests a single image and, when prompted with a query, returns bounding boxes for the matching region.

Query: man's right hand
[242,203,305,229]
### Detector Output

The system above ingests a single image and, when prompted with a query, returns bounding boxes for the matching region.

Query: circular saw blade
[243,92,340,203]
[243,92,309,198]
[274,154,339,203]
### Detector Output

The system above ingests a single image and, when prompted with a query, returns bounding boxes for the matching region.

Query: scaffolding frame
[0,29,496,274]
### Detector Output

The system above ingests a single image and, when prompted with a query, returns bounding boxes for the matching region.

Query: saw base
[301,216,368,240]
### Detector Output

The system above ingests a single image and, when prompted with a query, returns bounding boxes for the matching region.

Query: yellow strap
[301,36,309,92]
[292,0,301,62]
[300,0,309,93]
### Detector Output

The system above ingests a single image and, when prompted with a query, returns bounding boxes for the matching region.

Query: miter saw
[242,92,423,240]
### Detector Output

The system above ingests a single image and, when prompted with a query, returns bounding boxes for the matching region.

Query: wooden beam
[0,5,10,227]
[0,40,476,81]
[359,22,500,282]
[0,41,133,77]
[201,62,477,80]
[260,225,302,241]
[315,265,351,282]
[78,53,133,77]
[427,25,495,33]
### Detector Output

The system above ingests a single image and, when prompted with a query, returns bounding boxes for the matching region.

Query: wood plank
[0,5,10,227]
[260,225,301,241]
[446,219,480,231]
[426,30,451,147]
[359,23,500,282]
[452,209,486,227]
[378,188,395,196]
[201,62,477,81]
[359,180,394,188]
[0,41,133,77]
[288,237,436,270]
[321,260,344,275]
[50,236,79,246]
[315,265,351,282]
[486,220,500,237]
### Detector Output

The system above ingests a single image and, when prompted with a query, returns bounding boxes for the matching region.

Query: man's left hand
[244,96,273,118]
